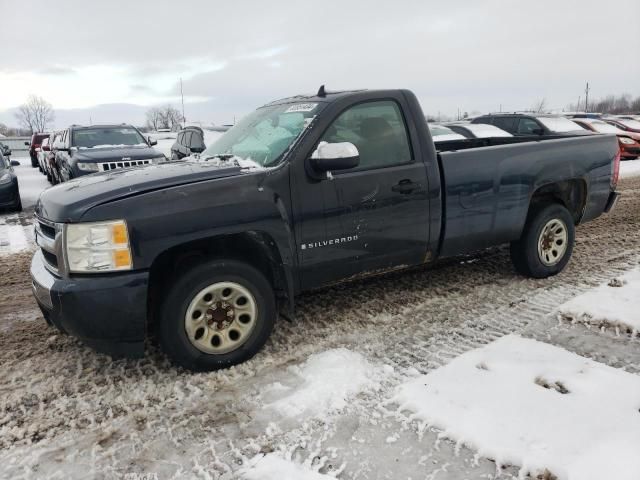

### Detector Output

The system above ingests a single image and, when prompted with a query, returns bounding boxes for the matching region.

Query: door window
[319,100,412,170]
[177,132,185,145]
[517,118,542,134]
[491,117,517,133]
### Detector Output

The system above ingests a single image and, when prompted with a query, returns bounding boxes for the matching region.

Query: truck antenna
[317,85,326,98]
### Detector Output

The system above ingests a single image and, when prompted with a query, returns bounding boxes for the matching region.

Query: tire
[157,258,276,371]
[31,155,38,168]
[510,203,575,278]
[12,189,22,212]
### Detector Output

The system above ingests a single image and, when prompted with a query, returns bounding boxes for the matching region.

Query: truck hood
[72,145,161,162]
[36,160,253,222]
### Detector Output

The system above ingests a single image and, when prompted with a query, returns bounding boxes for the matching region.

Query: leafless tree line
[566,94,640,114]
[145,105,184,131]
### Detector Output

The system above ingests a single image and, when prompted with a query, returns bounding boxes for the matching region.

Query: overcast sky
[1,0,639,127]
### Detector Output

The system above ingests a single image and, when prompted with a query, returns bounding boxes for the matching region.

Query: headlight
[65,220,132,273]
[0,172,11,184]
[619,137,635,145]
[77,162,99,172]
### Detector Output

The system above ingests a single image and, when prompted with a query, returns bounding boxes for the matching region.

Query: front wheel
[510,203,575,278]
[157,259,276,371]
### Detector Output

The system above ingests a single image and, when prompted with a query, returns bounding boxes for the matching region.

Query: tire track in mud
[0,176,639,479]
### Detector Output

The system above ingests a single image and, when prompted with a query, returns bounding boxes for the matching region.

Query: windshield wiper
[201,153,235,161]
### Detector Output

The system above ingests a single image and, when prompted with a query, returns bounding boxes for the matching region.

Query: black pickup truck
[30,88,621,371]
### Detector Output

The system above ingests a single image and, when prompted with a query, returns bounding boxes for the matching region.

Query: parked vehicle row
[26,124,166,186]
[30,87,621,371]
[571,118,640,160]
[427,112,640,160]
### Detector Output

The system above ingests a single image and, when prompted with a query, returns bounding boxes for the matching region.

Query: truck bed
[437,134,617,257]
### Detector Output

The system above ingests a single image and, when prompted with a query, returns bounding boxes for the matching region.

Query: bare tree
[0,123,8,136]
[531,98,547,113]
[14,95,55,133]
[158,105,184,130]
[145,107,163,131]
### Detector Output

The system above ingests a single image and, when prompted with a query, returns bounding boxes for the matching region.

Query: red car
[572,118,640,160]
[24,132,50,168]
[603,117,640,134]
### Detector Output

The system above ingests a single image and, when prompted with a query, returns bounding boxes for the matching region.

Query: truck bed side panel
[438,135,617,258]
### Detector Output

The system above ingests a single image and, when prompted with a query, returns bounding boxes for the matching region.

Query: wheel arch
[146,230,290,334]
[527,178,588,225]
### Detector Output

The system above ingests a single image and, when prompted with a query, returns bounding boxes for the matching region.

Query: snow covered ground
[392,334,640,480]
[620,159,640,178]
[558,268,640,334]
[0,155,640,479]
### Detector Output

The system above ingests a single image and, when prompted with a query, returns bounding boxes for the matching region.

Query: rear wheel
[510,203,575,278]
[157,258,276,371]
[30,155,38,168]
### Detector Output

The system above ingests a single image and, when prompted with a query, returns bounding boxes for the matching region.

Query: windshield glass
[537,116,583,133]
[202,102,323,167]
[73,127,147,149]
[588,121,622,134]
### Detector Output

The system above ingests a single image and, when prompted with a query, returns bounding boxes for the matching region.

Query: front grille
[42,250,58,269]
[98,159,152,171]
[35,217,62,275]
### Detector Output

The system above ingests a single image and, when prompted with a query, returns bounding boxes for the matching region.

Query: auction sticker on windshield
[285,103,317,113]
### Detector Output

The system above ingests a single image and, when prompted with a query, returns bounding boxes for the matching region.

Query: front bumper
[30,250,149,357]
[604,191,620,214]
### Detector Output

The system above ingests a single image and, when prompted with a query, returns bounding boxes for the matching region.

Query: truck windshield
[202,102,324,167]
[73,127,147,149]
[537,117,583,133]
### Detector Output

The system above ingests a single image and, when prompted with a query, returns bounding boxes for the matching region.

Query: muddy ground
[0,175,639,479]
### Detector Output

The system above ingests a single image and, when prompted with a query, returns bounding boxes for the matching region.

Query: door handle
[392,179,419,194]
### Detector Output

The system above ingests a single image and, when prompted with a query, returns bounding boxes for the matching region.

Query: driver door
[291,99,430,289]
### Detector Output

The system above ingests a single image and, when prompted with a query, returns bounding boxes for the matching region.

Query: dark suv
[170,126,206,159]
[471,113,590,137]
[25,133,50,167]
[53,124,165,181]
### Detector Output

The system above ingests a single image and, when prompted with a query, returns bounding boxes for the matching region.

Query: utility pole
[499,104,502,113]
[180,77,185,127]
[577,96,581,111]
[584,82,590,113]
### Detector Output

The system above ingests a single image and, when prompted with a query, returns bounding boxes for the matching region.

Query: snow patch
[241,454,334,479]
[620,159,640,178]
[558,268,640,334]
[392,334,640,480]
[266,348,383,418]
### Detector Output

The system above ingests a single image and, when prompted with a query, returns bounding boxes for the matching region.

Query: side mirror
[148,137,158,146]
[532,128,544,135]
[24,141,30,146]
[310,142,360,172]
[11,160,20,166]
